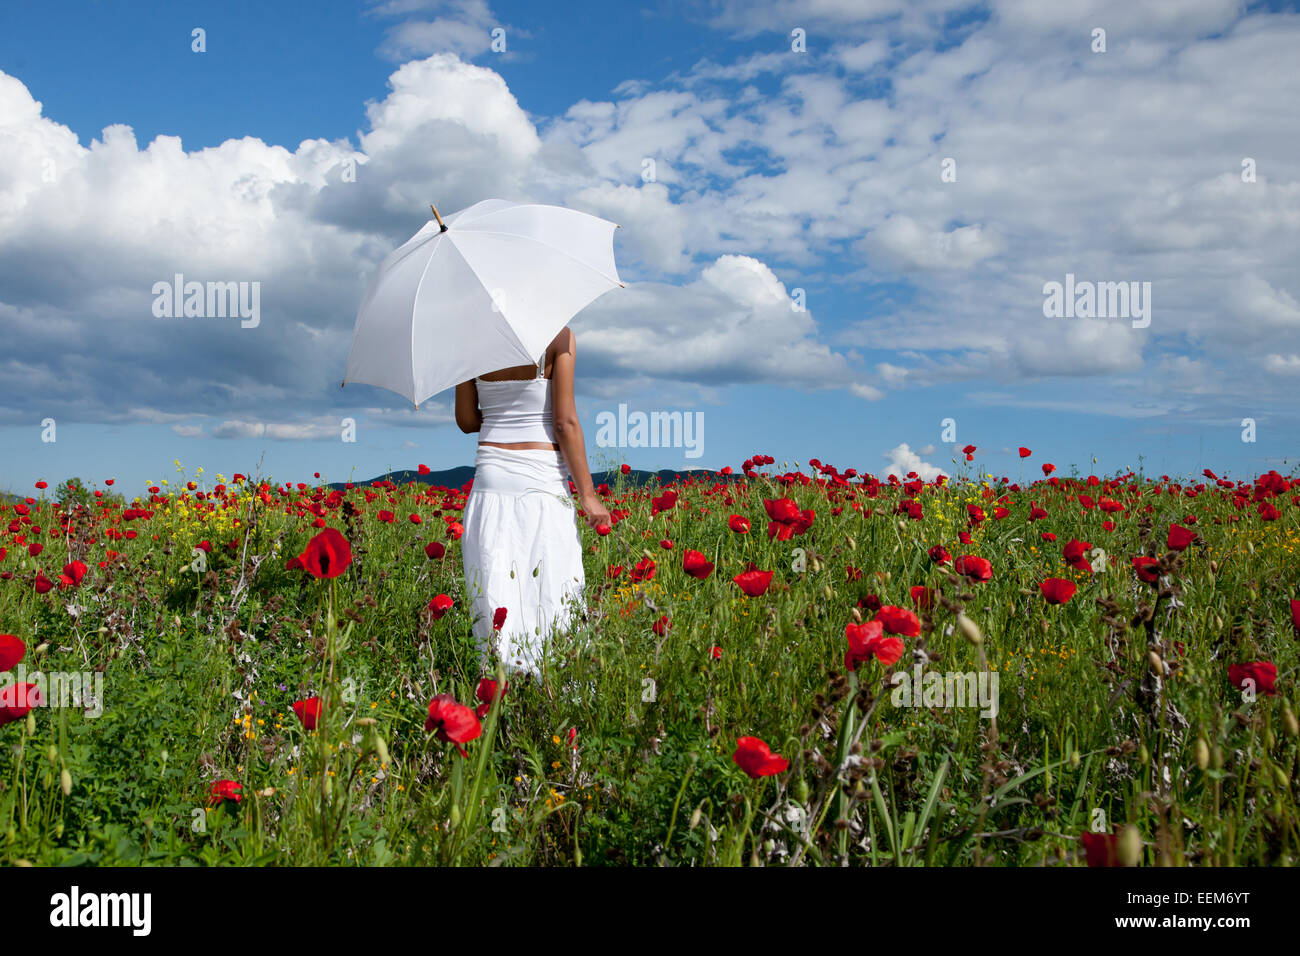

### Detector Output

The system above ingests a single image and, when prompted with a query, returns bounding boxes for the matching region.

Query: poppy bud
[375,736,390,767]
[1194,737,1209,770]
[60,768,72,795]
[957,613,982,645]
[1138,744,1149,765]
[689,806,702,830]
[1211,745,1224,770]
[1283,704,1299,738]
[846,536,856,551]
[823,585,833,601]
[1069,750,1080,768]
[1275,765,1289,789]
[850,606,862,623]
[450,804,461,827]
[533,565,540,577]
[26,712,35,736]
[1208,560,1218,574]
[47,745,58,764]
[1118,825,1142,866]
[34,642,48,656]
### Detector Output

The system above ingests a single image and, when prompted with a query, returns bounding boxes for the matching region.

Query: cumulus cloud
[883,442,948,481]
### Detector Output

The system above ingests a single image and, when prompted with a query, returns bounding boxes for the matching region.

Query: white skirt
[460,445,586,677]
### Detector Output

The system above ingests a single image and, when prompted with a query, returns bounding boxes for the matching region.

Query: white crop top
[476,362,556,444]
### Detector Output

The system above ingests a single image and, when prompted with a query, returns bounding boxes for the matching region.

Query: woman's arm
[550,328,611,529]
[454,380,481,433]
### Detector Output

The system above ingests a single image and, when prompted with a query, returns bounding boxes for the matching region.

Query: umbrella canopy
[343,198,623,408]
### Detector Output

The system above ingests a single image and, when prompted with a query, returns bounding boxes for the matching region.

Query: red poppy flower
[630,557,657,582]
[732,736,789,778]
[1041,463,1055,476]
[1291,598,1300,634]
[709,645,723,659]
[427,594,454,619]
[1080,831,1121,867]
[293,697,322,730]
[446,521,465,541]
[733,567,774,597]
[954,554,993,582]
[28,542,43,558]
[1228,661,1277,697]
[928,545,951,565]
[1131,556,1159,584]
[620,463,631,475]
[425,541,446,560]
[1167,524,1196,551]
[910,585,934,610]
[492,607,507,631]
[683,549,714,579]
[1039,577,1077,605]
[0,682,42,725]
[474,678,508,718]
[33,570,53,594]
[874,605,921,637]
[425,693,482,756]
[595,523,612,535]
[0,634,25,672]
[292,527,353,579]
[844,620,905,670]
[652,615,670,636]
[728,514,751,534]
[58,560,88,589]
[651,490,678,515]
[1018,447,1032,458]
[377,510,395,523]
[208,779,243,805]
[1062,539,1092,573]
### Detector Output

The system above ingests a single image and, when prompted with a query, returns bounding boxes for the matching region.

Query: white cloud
[883,442,948,481]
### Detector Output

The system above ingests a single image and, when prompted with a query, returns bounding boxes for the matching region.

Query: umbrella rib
[406,234,443,402]
[451,229,623,288]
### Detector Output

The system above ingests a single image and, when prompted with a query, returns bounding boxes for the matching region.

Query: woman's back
[474,360,555,444]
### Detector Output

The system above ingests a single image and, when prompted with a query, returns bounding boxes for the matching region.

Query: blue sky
[1,0,1298,498]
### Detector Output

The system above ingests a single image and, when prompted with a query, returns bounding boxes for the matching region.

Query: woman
[454,327,611,679]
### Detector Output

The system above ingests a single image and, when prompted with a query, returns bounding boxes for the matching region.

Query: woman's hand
[579,491,611,531]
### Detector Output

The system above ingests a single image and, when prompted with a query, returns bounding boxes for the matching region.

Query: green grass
[0,461,1297,865]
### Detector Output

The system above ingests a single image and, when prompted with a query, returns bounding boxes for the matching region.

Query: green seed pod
[25,712,35,736]
[1283,704,1299,738]
[47,744,58,765]
[60,768,72,795]
[1138,744,1150,765]
[689,806,702,830]
[1274,765,1288,789]
[375,736,390,767]
[1069,750,1080,769]
[794,778,810,803]
[1118,825,1142,866]
[1194,737,1209,771]
[957,613,983,645]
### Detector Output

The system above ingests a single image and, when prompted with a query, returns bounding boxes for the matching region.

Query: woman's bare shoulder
[549,326,576,356]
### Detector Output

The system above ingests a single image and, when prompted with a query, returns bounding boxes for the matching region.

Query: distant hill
[328,465,740,492]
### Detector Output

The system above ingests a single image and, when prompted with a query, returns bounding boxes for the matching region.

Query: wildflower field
[1,452,1297,867]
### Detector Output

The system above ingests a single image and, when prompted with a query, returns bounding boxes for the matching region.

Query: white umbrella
[342,198,623,409]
